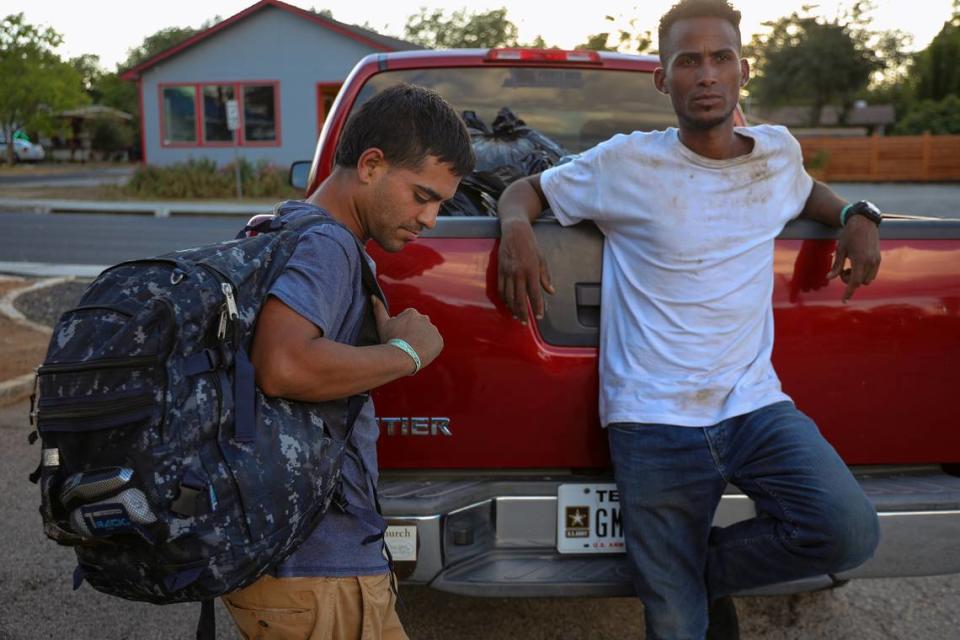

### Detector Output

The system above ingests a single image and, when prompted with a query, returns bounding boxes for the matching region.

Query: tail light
[485,49,602,64]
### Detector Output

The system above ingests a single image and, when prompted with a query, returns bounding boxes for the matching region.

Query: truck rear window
[349,67,677,152]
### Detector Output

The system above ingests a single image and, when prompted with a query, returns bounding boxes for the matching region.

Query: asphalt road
[2,400,958,640]
[0,212,242,266]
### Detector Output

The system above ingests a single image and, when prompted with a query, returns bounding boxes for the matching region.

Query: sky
[2,0,956,71]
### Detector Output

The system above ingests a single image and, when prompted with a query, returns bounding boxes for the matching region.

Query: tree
[0,13,88,163]
[404,7,519,49]
[70,53,105,102]
[911,4,960,101]
[577,15,654,54]
[893,95,960,134]
[119,25,198,72]
[745,2,888,125]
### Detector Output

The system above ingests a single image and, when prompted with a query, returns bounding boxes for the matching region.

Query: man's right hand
[497,218,555,324]
[372,297,443,371]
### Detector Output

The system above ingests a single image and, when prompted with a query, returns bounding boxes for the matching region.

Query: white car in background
[0,134,45,162]
[10,138,45,162]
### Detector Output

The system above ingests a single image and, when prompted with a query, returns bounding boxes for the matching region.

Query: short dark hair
[658,0,742,62]
[334,83,475,177]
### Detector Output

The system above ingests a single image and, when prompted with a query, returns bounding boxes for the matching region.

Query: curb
[0,278,64,406]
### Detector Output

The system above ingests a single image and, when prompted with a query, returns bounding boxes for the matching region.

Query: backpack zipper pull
[218,283,239,341]
[221,283,239,320]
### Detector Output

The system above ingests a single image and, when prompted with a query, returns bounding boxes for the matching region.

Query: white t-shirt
[541,125,814,427]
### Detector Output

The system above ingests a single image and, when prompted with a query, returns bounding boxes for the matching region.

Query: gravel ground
[13,279,91,327]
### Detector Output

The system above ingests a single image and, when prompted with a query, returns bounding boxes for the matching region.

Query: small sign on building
[226,99,239,131]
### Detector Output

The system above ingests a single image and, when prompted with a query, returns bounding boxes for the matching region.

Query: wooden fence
[798,133,960,182]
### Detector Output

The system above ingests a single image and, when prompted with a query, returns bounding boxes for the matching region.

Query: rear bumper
[379,467,960,597]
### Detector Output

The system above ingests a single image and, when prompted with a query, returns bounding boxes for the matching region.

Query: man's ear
[356,148,386,184]
[739,57,750,88]
[654,66,669,94]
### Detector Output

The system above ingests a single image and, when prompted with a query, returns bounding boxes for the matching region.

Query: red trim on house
[315,82,342,141]
[157,81,282,149]
[120,0,394,81]
[137,78,147,165]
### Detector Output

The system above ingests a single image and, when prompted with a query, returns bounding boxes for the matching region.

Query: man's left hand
[827,215,881,302]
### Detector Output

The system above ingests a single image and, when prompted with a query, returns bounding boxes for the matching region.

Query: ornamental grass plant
[124,158,298,199]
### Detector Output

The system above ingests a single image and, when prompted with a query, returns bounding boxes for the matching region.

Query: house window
[243,85,277,142]
[203,85,235,143]
[160,82,279,147]
[162,86,197,143]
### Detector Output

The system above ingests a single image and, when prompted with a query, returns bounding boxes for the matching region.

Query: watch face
[853,200,882,223]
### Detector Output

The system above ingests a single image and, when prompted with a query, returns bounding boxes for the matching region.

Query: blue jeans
[608,401,880,640]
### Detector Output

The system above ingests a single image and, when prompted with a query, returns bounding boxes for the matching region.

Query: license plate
[557,483,626,554]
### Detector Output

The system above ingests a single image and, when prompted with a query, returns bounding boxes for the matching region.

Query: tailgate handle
[576,283,601,307]
[575,283,601,328]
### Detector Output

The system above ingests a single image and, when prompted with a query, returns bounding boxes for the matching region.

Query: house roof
[60,105,134,120]
[120,0,422,81]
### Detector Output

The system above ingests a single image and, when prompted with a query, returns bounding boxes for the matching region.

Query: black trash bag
[439,108,569,217]
[465,107,569,178]
[439,175,499,217]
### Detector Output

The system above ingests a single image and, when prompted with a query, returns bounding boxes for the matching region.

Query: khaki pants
[223,573,408,640]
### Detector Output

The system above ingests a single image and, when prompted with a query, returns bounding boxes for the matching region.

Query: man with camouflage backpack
[32,83,472,639]
[223,84,474,638]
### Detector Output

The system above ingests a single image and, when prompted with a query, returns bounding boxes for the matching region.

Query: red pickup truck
[292,48,960,597]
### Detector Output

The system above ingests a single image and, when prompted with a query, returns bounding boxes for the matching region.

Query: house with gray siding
[121,0,419,167]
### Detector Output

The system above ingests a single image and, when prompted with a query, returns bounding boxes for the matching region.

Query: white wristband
[387,338,421,375]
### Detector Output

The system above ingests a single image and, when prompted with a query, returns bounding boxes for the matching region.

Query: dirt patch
[0,278,28,297]
[0,279,60,383]
[0,316,49,381]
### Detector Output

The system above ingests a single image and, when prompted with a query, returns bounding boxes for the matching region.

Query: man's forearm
[256,338,414,402]
[498,175,548,226]
[799,180,847,227]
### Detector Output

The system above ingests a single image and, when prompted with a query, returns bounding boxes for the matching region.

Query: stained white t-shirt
[540,125,814,427]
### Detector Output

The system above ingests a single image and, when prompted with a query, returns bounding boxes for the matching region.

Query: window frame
[158,80,282,148]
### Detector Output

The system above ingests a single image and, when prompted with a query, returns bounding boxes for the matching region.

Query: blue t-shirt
[267,201,388,577]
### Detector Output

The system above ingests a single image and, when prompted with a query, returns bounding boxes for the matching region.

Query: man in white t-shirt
[496,1,882,638]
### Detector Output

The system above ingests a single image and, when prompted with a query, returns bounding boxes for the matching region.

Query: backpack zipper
[38,355,159,375]
[37,394,153,420]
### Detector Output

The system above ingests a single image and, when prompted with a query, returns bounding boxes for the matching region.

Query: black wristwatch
[843,200,883,226]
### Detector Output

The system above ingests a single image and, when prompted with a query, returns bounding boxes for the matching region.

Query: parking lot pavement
[829,182,960,218]
[2,395,959,639]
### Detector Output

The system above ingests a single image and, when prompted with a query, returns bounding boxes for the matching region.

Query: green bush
[893,96,960,135]
[124,158,299,199]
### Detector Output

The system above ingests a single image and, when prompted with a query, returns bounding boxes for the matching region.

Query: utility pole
[226,99,242,199]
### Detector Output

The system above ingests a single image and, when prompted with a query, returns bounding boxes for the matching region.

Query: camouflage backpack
[29,211,386,638]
